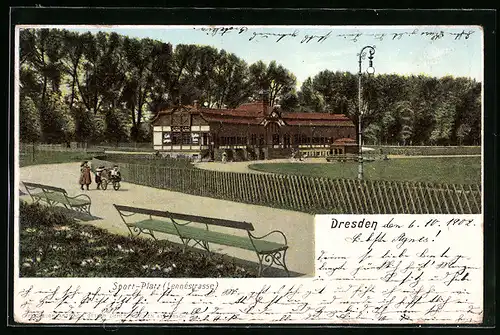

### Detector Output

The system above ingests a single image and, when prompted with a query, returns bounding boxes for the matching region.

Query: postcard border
[7,7,497,329]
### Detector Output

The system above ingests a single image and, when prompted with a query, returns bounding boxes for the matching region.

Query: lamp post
[357,46,376,180]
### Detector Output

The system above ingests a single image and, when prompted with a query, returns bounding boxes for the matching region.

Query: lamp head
[367,52,375,75]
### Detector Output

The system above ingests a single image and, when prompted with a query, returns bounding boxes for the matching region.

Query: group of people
[79,161,121,190]
[290,149,307,162]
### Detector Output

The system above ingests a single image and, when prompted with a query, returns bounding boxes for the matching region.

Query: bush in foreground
[19,202,256,278]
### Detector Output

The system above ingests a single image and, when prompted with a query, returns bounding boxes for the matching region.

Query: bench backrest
[22,181,67,194]
[113,204,255,231]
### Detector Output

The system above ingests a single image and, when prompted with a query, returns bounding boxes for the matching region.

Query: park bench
[22,181,92,215]
[113,204,289,277]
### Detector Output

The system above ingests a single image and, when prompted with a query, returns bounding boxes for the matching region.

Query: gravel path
[19,162,315,277]
[195,158,329,174]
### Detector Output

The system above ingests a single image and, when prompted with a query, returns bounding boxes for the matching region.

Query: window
[171,132,181,145]
[236,136,247,145]
[162,132,171,144]
[191,132,200,144]
[272,133,280,145]
[284,134,291,147]
[251,134,257,145]
[182,133,191,145]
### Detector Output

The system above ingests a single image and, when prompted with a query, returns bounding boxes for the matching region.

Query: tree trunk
[69,64,78,110]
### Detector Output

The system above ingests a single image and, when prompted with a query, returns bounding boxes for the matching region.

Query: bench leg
[201,241,211,260]
[31,196,42,204]
[180,238,212,260]
[256,249,289,277]
[145,229,157,241]
[84,204,92,216]
[180,238,191,253]
[71,204,92,216]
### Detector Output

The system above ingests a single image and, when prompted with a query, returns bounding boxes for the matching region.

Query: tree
[248,60,268,95]
[19,95,42,143]
[297,78,325,112]
[146,41,175,113]
[20,28,64,108]
[363,123,382,145]
[77,32,126,115]
[267,61,296,106]
[40,93,75,143]
[456,124,472,146]
[430,100,456,145]
[60,30,85,110]
[72,102,105,144]
[395,101,414,145]
[104,107,130,144]
[280,91,299,111]
[248,60,296,106]
[211,50,252,108]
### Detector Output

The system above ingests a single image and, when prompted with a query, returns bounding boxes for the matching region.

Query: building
[151,99,357,161]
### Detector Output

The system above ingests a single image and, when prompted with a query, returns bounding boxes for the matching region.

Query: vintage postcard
[12,21,488,325]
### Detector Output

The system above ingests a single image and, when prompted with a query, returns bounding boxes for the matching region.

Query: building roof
[333,137,357,144]
[200,107,263,118]
[281,112,352,122]
[285,120,355,127]
[152,101,355,127]
[198,107,264,124]
[234,101,266,114]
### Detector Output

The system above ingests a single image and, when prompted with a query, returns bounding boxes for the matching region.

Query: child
[95,166,104,189]
[110,165,121,181]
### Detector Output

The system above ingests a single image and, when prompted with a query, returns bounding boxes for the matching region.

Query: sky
[32,25,483,89]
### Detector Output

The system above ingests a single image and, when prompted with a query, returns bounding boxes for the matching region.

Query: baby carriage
[100,167,121,191]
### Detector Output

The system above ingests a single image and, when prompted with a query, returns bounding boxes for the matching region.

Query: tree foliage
[298,71,481,145]
[19,28,482,146]
[19,95,41,143]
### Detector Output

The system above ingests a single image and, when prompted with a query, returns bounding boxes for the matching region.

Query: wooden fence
[92,158,482,214]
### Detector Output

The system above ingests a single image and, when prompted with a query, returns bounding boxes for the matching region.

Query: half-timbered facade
[151,100,357,160]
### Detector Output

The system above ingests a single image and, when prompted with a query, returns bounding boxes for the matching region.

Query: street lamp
[357,45,376,180]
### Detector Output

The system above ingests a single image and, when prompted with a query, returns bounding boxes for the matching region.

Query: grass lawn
[249,157,481,185]
[20,150,100,167]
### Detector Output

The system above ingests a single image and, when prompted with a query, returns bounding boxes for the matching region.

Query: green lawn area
[249,157,481,185]
[19,150,100,167]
